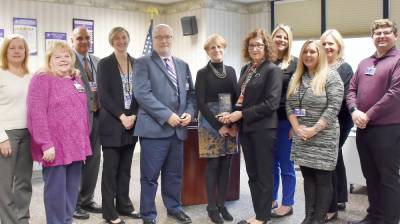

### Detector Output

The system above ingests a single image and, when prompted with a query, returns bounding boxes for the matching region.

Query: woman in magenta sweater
[27,41,92,224]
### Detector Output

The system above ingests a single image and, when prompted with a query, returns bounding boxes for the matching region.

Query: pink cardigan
[27,72,92,167]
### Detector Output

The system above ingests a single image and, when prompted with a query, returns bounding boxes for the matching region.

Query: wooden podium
[182,125,240,206]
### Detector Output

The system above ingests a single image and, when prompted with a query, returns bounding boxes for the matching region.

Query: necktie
[163,58,178,90]
[83,56,98,112]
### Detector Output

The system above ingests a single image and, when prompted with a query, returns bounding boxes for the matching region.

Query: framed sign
[45,32,67,51]
[0,29,4,44]
[13,17,37,55]
[73,18,94,53]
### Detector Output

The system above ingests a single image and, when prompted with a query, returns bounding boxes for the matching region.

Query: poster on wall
[73,18,94,53]
[45,32,67,51]
[13,17,37,55]
[0,29,4,44]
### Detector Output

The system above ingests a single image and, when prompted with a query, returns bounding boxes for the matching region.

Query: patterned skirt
[198,102,238,158]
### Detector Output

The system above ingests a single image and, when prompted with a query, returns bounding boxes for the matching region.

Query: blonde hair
[371,19,398,36]
[108,27,130,46]
[44,41,78,76]
[242,28,273,62]
[272,24,294,70]
[203,34,227,51]
[287,40,328,97]
[0,34,29,74]
[320,29,345,60]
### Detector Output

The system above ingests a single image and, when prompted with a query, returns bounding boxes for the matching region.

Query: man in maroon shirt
[347,19,400,224]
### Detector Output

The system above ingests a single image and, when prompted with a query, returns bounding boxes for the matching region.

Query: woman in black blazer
[221,28,282,224]
[96,27,140,224]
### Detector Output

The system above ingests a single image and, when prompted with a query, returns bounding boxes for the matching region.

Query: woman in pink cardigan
[27,42,92,224]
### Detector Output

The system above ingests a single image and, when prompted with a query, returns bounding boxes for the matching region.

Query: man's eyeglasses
[154,35,173,41]
[373,30,393,36]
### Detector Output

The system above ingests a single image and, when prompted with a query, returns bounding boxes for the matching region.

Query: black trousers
[101,142,137,221]
[328,113,353,212]
[240,129,275,222]
[356,124,400,224]
[205,155,232,210]
[77,112,101,207]
[300,166,333,221]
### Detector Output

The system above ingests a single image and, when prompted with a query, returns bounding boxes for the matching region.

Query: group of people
[0,18,399,224]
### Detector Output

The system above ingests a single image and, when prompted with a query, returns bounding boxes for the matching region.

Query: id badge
[89,81,97,92]
[294,108,306,117]
[365,66,376,76]
[124,94,132,109]
[73,83,85,93]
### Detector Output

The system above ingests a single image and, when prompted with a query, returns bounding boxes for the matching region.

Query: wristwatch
[350,107,357,113]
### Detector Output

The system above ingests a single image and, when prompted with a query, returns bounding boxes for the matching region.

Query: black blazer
[237,60,283,133]
[97,53,138,147]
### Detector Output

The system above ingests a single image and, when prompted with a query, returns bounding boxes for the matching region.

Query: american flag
[142,19,153,56]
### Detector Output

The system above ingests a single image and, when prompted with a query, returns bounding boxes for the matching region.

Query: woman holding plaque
[270,24,298,218]
[286,40,343,224]
[320,29,354,222]
[221,29,282,224]
[97,27,140,224]
[195,34,238,224]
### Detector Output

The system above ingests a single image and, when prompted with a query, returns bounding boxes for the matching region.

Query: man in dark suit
[71,26,102,220]
[133,24,196,224]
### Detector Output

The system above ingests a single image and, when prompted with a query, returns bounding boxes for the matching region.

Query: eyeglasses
[248,43,265,49]
[154,35,173,41]
[373,30,393,36]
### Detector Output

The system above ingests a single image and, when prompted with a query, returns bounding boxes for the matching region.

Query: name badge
[365,66,376,76]
[185,82,190,91]
[89,81,97,92]
[74,83,85,93]
[294,108,306,117]
[124,94,132,109]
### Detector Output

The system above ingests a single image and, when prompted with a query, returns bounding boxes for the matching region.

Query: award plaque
[218,93,232,114]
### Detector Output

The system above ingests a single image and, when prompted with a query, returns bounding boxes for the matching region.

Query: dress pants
[77,112,101,207]
[0,129,32,224]
[272,120,296,206]
[240,129,276,222]
[328,112,353,212]
[356,124,400,224]
[42,161,82,224]
[140,135,184,220]
[205,155,232,209]
[101,144,136,221]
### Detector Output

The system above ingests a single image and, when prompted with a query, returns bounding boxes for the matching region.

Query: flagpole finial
[146,7,159,19]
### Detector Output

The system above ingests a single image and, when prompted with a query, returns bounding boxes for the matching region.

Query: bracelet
[314,123,323,132]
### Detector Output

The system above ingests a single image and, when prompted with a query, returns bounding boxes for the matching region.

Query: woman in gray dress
[286,40,343,224]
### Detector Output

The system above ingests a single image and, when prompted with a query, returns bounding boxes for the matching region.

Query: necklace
[209,61,226,79]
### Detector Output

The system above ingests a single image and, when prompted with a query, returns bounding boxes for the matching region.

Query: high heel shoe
[271,207,293,218]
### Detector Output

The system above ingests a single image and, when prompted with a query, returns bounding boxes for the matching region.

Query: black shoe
[73,207,90,220]
[208,209,223,224]
[143,218,156,224]
[237,221,249,224]
[218,206,233,221]
[167,211,192,224]
[347,216,376,224]
[81,201,102,213]
[337,203,346,211]
[105,218,126,224]
[119,210,142,219]
[271,207,293,218]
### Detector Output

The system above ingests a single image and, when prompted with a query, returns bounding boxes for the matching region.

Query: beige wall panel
[391,0,400,48]
[276,0,321,39]
[327,0,382,37]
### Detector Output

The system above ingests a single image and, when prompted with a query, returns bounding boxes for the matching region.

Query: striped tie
[163,58,178,90]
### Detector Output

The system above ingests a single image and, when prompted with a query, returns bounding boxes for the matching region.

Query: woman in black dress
[195,34,238,224]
